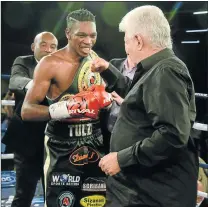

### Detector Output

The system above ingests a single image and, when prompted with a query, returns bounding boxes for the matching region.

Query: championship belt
[59,50,102,102]
[78,50,102,92]
[58,50,103,123]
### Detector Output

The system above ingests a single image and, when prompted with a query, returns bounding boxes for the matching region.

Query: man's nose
[45,46,52,53]
[83,36,92,45]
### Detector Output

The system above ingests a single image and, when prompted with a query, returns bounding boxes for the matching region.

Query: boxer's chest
[47,58,102,103]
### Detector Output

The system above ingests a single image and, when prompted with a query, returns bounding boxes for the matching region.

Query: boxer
[21,9,112,207]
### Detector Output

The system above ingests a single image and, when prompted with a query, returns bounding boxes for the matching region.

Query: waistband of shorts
[45,119,102,139]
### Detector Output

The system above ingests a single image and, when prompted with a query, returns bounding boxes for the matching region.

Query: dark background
[1,1,208,122]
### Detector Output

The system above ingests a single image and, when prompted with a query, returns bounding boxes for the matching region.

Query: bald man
[2,31,58,207]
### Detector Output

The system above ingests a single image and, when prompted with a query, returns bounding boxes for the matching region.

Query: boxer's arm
[9,56,32,96]
[21,57,54,121]
[49,85,112,120]
[117,67,193,168]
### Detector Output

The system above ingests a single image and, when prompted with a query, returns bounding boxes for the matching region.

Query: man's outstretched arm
[91,57,132,97]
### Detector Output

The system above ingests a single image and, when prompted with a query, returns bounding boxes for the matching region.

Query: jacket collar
[138,48,175,71]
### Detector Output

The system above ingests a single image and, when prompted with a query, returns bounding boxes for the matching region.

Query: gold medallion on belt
[78,57,102,92]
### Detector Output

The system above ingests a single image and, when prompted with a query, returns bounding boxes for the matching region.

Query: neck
[136,47,164,64]
[126,57,136,69]
[65,44,83,62]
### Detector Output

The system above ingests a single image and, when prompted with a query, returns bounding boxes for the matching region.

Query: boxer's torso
[43,49,107,207]
[46,48,100,100]
[45,49,103,139]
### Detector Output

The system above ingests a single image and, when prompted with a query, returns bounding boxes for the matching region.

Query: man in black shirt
[91,5,198,207]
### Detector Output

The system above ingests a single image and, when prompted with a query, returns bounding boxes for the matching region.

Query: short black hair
[66,9,96,29]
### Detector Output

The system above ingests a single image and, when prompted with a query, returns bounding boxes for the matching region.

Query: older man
[92,5,198,207]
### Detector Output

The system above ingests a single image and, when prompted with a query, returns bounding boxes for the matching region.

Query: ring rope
[1,100,208,131]
[1,154,14,159]
[199,163,208,169]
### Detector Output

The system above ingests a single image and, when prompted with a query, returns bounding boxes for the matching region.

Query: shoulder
[13,55,35,65]
[151,56,190,81]
[109,58,126,69]
[142,55,192,88]
[157,56,188,72]
[39,52,62,66]
[110,58,126,65]
[35,53,62,75]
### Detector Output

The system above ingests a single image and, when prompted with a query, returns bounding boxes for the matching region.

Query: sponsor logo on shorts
[51,173,81,187]
[69,146,100,166]
[1,171,16,187]
[57,191,75,207]
[82,177,106,192]
[80,195,106,207]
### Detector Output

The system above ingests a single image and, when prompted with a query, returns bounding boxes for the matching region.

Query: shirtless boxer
[21,9,112,207]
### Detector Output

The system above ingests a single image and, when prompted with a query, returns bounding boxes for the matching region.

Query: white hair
[119,5,172,49]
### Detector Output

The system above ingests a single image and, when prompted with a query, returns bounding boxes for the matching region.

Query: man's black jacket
[100,49,198,207]
[2,55,47,157]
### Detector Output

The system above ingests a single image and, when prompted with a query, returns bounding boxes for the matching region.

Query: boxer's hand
[66,92,100,119]
[49,91,100,120]
[91,57,109,73]
[88,85,112,109]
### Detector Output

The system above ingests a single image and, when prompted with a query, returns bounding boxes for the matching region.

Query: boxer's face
[32,33,58,61]
[67,21,97,57]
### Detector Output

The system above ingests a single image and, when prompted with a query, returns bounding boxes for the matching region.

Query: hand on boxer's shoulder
[91,57,109,73]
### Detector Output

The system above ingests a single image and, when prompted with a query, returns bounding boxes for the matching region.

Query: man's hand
[91,57,109,73]
[99,152,121,176]
[111,91,124,105]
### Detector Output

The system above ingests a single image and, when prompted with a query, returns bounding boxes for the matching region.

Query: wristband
[49,101,70,120]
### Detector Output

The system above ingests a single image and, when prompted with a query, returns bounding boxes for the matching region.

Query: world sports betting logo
[51,173,81,187]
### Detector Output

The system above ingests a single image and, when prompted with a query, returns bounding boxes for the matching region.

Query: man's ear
[31,43,35,52]
[135,34,143,51]
[65,28,71,39]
